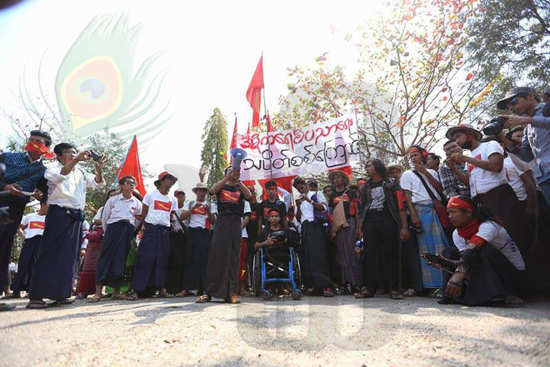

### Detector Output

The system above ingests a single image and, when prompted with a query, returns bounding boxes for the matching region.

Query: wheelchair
[251,237,303,301]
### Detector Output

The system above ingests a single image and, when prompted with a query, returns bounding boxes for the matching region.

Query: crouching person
[439,196,525,307]
[90,176,142,302]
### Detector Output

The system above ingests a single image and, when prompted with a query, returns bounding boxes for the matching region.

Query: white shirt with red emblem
[143,189,177,227]
[504,156,528,201]
[468,141,507,197]
[184,199,211,229]
[21,213,46,239]
[102,193,143,231]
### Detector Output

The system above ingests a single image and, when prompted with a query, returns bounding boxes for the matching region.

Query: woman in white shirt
[294,177,335,297]
[440,196,525,306]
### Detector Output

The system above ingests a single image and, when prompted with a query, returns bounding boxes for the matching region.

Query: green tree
[466,0,550,95]
[200,108,229,187]
[277,0,494,166]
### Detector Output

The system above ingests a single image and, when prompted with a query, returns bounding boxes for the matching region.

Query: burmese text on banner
[237,116,359,180]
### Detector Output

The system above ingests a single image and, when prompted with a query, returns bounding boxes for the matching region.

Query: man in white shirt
[131,171,178,299]
[90,176,142,302]
[446,124,524,251]
[166,189,188,296]
[9,202,48,298]
[181,182,214,296]
[294,176,334,297]
[28,143,105,309]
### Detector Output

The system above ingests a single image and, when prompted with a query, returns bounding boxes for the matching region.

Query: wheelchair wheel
[291,248,303,290]
[252,251,262,297]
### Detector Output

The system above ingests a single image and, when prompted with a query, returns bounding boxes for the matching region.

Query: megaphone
[230,148,247,171]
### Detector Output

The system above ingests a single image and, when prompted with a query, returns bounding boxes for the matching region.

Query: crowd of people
[1,86,549,311]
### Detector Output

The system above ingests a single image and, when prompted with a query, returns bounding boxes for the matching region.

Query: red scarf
[457,219,486,246]
[25,141,54,159]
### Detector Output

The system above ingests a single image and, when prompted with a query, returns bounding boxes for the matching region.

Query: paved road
[0,296,549,366]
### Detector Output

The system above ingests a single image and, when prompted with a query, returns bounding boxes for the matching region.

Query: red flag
[229,115,238,165]
[114,136,146,197]
[246,56,264,127]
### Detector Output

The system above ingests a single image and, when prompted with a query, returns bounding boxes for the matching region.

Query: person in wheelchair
[254,209,301,300]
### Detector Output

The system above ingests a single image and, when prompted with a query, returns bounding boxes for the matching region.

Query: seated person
[438,196,525,307]
[255,209,292,296]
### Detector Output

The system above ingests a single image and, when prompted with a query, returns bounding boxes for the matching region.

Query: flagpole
[261,52,273,180]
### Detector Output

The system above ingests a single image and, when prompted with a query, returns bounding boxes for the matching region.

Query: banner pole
[261,52,273,180]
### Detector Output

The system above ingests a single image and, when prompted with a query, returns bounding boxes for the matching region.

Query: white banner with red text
[236,116,359,181]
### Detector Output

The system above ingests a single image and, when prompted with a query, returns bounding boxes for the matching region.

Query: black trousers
[0,196,26,289]
[362,209,399,293]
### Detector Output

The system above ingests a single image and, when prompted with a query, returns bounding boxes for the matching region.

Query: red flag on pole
[114,136,146,197]
[246,56,264,127]
[229,114,238,165]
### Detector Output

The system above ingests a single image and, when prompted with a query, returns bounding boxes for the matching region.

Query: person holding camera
[445,124,524,252]
[496,87,550,207]
[0,130,51,311]
[27,143,105,309]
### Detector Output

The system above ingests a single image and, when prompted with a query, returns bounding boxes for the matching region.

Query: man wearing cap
[181,182,214,296]
[497,86,550,206]
[446,124,524,251]
[0,130,51,310]
[129,171,177,299]
[28,143,105,309]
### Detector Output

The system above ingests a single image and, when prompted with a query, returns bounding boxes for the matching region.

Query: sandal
[26,300,47,309]
[126,293,138,301]
[49,298,74,307]
[87,295,101,303]
[403,289,416,297]
[390,291,404,300]
[228,295,240,304]
[354,287,373,299]
[111,294,126,301]
[323,288,335,297]
[196,295,211,303]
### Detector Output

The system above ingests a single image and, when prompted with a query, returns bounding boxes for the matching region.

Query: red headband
[447,196,474,211]
[408,146,428,158]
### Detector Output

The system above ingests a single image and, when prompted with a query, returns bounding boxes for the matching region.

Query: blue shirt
[511,104,550,185]
[0,152,47,193]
